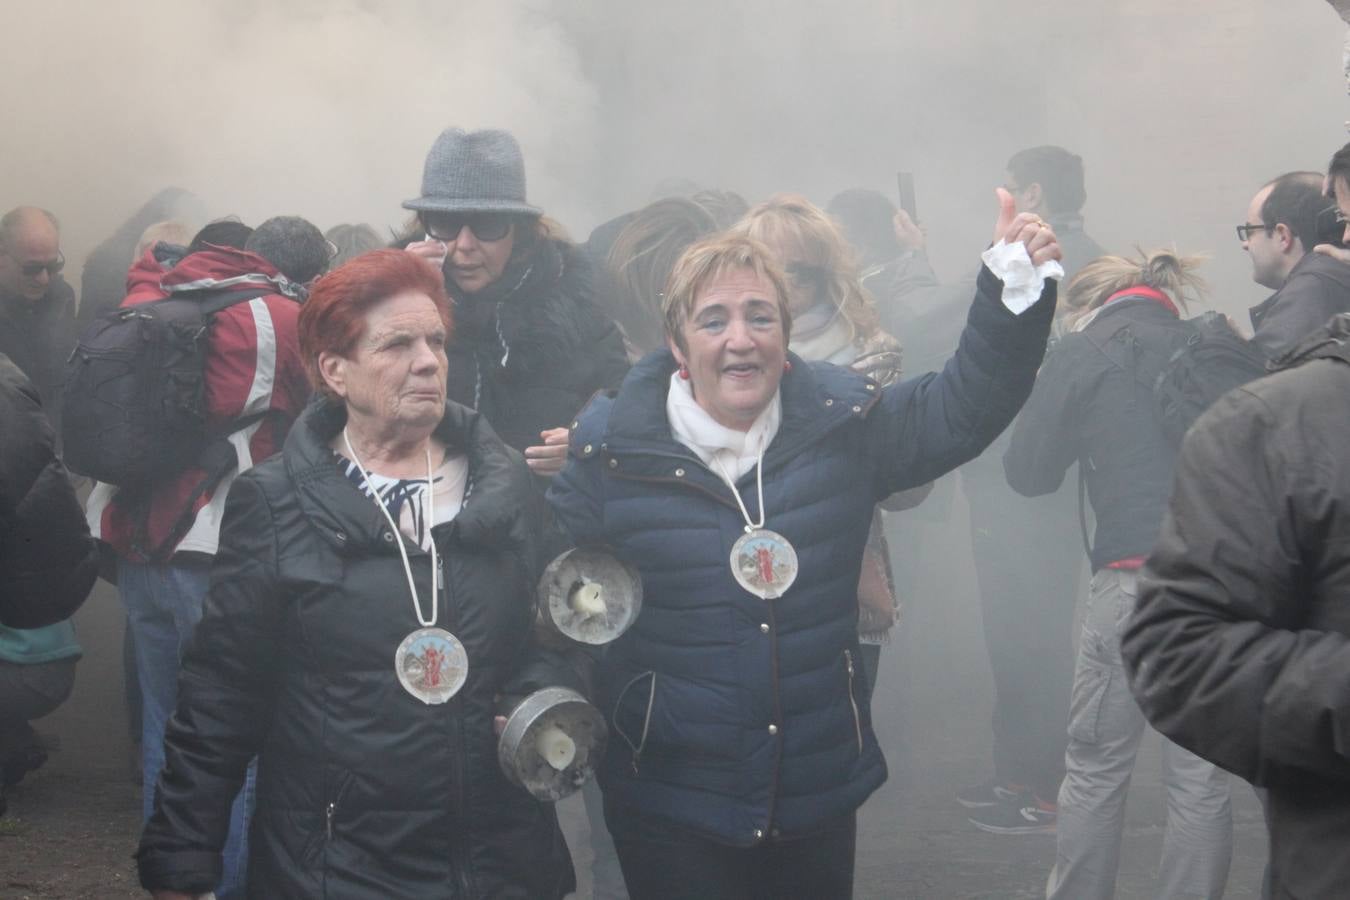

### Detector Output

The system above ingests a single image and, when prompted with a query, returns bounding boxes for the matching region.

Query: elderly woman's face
[670,267,787,431]
[322,290,448,433]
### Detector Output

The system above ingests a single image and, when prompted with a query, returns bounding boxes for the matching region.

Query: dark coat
[1003,296,1185,569]
[1122,316,1350,900]
[443,237,629,454]
[1046,212,1108,283]
[0,355,97,629]
[77,187,198,328]
[548,267,1054,846]
[1249,250,1350,360]
[0,277,77,432]
[137,397,578,899]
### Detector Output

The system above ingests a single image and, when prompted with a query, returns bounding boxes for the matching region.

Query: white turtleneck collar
[666,372,783,482]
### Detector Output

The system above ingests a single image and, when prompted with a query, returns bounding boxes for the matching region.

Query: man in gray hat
[403,127,629,472]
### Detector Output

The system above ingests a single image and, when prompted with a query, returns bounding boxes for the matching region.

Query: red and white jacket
[87,246,311,563]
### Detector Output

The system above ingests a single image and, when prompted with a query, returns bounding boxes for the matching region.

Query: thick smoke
[1,0,598,258]
[3,1,1347,320]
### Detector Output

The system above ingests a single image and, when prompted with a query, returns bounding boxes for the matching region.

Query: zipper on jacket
[325,801,335,840]
[844,650,863,754]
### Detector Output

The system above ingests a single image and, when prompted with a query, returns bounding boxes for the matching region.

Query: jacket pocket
[611,670,657,774]
[844,650,863,754]
[1067,664,1112,745]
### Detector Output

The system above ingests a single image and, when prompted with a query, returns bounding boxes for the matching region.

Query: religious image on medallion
[396,628,468,705]
[732,530,799,600]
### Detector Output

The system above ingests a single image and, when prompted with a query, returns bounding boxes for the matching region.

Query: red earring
[678,365,690,380]
[783,360,793,373]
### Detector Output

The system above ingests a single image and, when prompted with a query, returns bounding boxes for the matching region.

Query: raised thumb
[992,187,1016,243]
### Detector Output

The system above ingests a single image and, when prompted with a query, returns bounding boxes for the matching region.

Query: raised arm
[866,191,1060,496]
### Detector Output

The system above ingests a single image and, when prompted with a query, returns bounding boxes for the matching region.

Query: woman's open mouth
[722,363,761,379]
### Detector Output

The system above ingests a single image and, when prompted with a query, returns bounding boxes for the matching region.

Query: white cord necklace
[343,427,468,705]
[709,443,768,533]
[707,435,799,601]
[342,428,438,626]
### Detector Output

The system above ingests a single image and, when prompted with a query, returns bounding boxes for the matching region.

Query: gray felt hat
[403,128,542,216]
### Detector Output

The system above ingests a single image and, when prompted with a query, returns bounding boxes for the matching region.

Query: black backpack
[1087,308,1268,449]
[1149,311,1269,446]
[1075,306,1267,558]
[61,287,271,486]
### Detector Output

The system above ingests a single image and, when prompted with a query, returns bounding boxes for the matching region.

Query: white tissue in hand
[981,240,1065,315]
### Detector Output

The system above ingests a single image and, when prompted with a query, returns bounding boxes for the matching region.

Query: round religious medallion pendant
[394,627,469,705]
[730,528,799,600]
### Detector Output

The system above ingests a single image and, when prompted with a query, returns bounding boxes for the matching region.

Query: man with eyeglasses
[1240,171,1350,359]
[0,206,76,431]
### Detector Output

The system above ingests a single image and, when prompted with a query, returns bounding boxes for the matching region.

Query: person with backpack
[78,216,326,900]
[1002,249,1240,899]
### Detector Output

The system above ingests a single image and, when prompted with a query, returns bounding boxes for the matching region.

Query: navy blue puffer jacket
[548,267,1054,846]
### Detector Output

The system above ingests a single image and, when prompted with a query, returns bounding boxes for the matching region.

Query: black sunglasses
[420,212,513,243]
[1235,223,1271,242]
[19,251,64,278]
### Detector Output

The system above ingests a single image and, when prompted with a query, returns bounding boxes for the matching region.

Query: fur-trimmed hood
[445,237,630,452]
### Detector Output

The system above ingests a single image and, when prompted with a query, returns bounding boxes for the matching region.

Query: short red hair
[299,249,452,396]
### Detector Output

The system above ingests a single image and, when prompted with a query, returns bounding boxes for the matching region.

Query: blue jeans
[120,560,255,899]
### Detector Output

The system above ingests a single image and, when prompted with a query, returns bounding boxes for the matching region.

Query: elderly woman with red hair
[136,249,579,899]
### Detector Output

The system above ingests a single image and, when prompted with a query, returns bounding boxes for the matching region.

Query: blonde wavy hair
[1063,248,1207,329]
[731,193,881,344]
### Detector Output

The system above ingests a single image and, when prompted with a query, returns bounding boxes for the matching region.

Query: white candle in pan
[570,582,606,616]
[537,725,577,770]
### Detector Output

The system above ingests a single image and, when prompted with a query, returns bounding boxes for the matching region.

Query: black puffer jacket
[443,237,629,453]
[1003,296,1183,569]
[137,397,578,899]
[1122,316,1350,900]
[0,354,98,628]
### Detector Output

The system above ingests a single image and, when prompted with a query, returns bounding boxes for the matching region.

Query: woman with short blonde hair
[550,196,1062,899]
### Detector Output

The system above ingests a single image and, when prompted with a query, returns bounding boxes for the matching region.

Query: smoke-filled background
[4,3,1348,895]
[4,1,1347,321]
